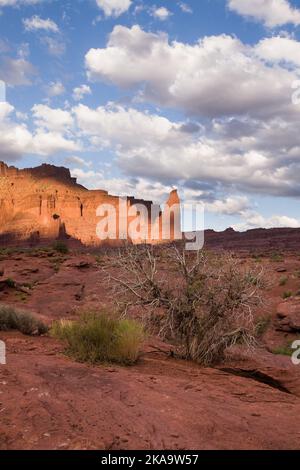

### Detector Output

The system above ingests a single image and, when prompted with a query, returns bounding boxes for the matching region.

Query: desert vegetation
[52,241,69,255]
[283,291,293,299]
[255,315,272,337]
[0,304,48,335]
[104,245,267,366]
[51,310,144,365]
[272,344,294,357]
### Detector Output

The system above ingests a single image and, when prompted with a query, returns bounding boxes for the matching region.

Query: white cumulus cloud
[228,0,300,27]
[72,103,300,199]
[85,25,297,120]
[255,36,300,67]
[152,6,171,21]
[95,0,132,17]
[32,104,74,133]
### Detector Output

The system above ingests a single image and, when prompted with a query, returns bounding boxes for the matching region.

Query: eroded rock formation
[0,161,181,246]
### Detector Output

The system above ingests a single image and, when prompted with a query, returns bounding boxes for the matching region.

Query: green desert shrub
[279,276,288,287]
[282,291,293,299]
[51,311,144,365]
[272,344,293,357]
[5,278,16,288]
[0,304,48,335]
[270,252,284,263]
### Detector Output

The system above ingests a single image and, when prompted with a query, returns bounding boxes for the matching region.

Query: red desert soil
[1,334,300,450]
[0,243,300,450]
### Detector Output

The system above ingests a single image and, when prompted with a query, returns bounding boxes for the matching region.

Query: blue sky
[1,0,300,231]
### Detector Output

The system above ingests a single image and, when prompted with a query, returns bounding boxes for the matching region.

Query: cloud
[47,81,65,97]
[95,0,132,18]
[0,56,36,85]
[72,84,91,101]
[0,102,32,160]
[73,103,178,149]
[22,15,64,56]
[227,0,300,27]
[178,2,192,14]
[152,6,171,21]
[32,104,74,132]
[30,105,81,155]
[0,0,42,6]
[32,131,80,156]
[0,102,80,160]
[205,196,250,216]
[255,36,300,67]
[64,155,92,168]
[41,36,66,56]
[85,25,297,120]
[71,102,300,200]
[70,166,252,219]
[71,166,174,202]
[233,211,300,231]
[23,15,59,33]
[16,111,28,120]
[20,12,65,57]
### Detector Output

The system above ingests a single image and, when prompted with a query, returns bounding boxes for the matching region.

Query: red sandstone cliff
[0,161,182,246]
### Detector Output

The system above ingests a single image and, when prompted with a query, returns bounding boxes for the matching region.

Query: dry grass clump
[0,304,48,335]
[51,310,144,365]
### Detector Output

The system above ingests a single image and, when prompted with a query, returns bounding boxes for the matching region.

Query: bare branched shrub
[104,245,267,366]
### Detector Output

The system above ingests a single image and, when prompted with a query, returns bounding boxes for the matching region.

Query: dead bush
[104,245,267,366]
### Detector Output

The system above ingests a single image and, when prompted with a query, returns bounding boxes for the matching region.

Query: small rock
[276,267,287,273]
[75,285,85,301]
[73,261,91,269]
[276,299,300,332]
[57,442,70,449]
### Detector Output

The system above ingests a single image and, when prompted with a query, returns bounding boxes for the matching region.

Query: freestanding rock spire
[166,189,181,207]
[161,189,182,241]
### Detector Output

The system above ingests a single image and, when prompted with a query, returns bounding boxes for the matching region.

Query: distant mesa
[0,161,182,247]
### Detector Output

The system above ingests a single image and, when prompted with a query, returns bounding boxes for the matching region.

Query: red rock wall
[0,162,182,246]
